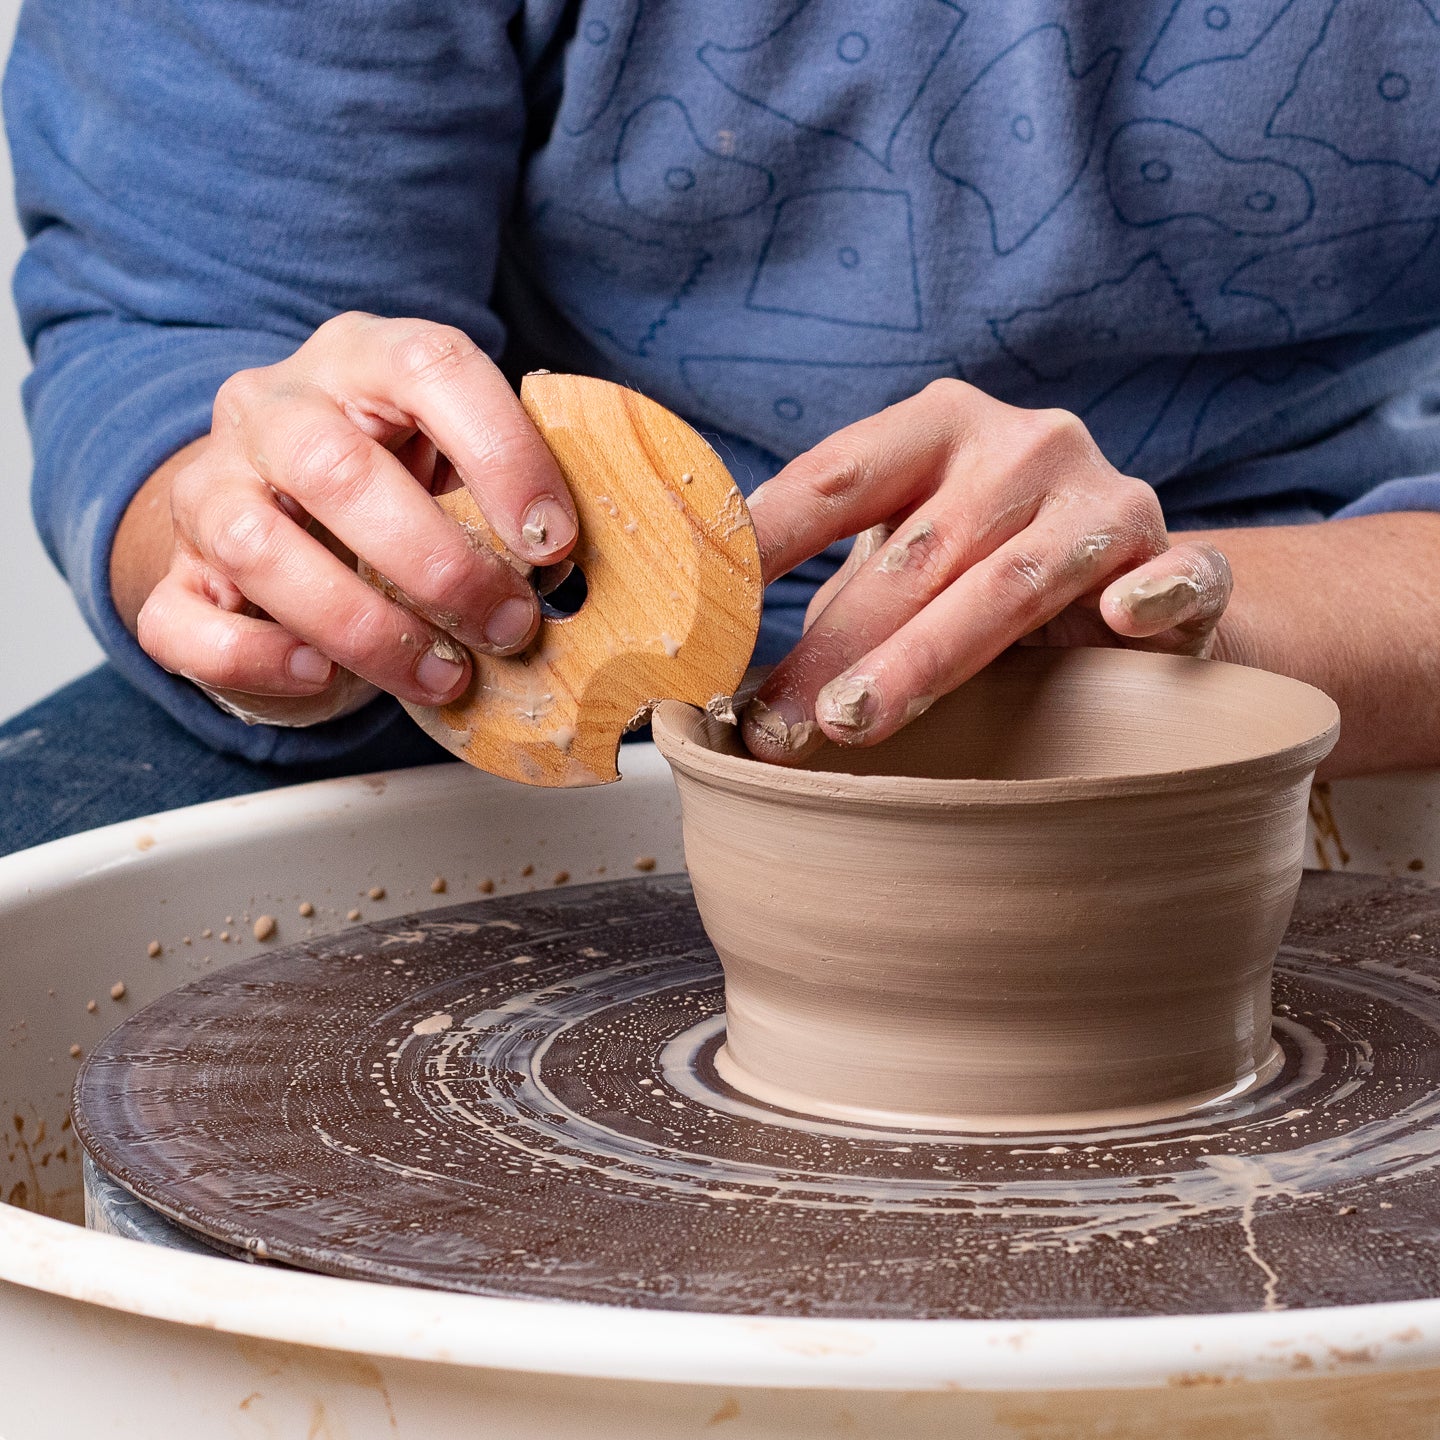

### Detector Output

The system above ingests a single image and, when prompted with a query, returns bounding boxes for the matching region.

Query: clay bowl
[651,647,1340,1132]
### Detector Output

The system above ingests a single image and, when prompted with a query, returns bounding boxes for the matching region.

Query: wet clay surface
[74,872,1440,1319]
[653,650,1339,1127]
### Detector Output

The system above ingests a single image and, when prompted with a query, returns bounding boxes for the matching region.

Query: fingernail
[534,559,575,597]
[288,645,333,687]
[877,520,934,574]
[1115,572,1200,625]
[483,595,537,652]
[417,642,467,698]
[520,498,576,558]
[817,674,880,740]
[742,695,822,759]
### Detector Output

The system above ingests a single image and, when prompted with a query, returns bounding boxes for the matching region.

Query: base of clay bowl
[652,646,1340,1132]
[711,1035,1286,1134]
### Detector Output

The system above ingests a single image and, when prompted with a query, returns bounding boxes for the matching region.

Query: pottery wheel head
[74,872,1440,1320]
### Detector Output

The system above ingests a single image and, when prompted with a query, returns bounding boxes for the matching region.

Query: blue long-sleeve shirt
[8,0,1440,763]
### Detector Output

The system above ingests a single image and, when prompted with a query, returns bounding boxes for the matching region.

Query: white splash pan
[2,747,1439,1438]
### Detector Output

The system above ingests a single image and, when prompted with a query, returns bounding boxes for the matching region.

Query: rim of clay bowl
[652,648,1340,808]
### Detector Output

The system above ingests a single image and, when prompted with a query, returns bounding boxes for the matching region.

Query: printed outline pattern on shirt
[678,354,962,455]
[613,94,776,227]
[560,0,644,137]
[527,201,711,356]
[696,0,967,171]
[1138,0,1301,90]
[1186,356,1341,461]
[1104,118,1314,236]
[989,252,1209,384]
[745,187,923,332]
[1220,219,1440,341]
[1267,0,1440,184]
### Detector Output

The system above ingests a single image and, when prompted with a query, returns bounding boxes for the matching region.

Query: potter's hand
[742,380,1231,760]
[126,314,576,726]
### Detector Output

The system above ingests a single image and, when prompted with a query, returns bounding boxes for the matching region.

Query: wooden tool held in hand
[369,373,763,787]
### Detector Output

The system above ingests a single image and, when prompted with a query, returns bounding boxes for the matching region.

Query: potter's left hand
[742,380,1231,761]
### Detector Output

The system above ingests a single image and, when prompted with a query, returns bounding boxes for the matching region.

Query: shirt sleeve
[3,0,528,763]
[1331,474,1440,519]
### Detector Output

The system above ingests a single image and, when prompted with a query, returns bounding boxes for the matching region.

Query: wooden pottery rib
[367,373,763,787]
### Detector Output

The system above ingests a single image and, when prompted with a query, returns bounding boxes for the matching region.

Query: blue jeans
[0,666,450,859]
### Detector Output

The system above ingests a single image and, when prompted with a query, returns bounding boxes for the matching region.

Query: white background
[0,0,106,724]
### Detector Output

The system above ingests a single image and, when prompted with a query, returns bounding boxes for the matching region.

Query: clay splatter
[72,872,1440,1321]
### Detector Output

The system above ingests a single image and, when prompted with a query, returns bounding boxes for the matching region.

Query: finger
[194,670,381,729]
[226,392,540,656]
[304,313,577,567]
[534,559,576,597]
[751,522,887,758]
[744,494,1144,761]
[747,382,1124,587]
[747,382,973,583]
[1100,540,1233,657]
[809,507,1163,748]
[139,568,337,696]
[183,481,476,705]
[802,525,890,633]
[747,519,946,761]
[393,429,441,489]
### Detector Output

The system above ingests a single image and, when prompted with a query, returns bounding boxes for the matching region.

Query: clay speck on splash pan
[74,873,1440,1320]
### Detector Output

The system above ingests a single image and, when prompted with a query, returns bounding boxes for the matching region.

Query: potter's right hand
[124,314,576,726]
[742,380,1232,761]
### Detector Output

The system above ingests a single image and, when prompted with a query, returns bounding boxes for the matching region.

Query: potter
[10,6,1440,852]
[1,11,1438,1258]
[12,6,1440,1432]
[655,647,1339,1130]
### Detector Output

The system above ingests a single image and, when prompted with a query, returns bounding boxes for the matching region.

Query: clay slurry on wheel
[74,872,1440,1319]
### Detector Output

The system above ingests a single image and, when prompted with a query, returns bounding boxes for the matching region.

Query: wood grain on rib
[374,373,763,787]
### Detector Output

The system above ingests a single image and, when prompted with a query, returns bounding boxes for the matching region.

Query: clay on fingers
[197,667,379,728]
[1102,539,1234,656]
